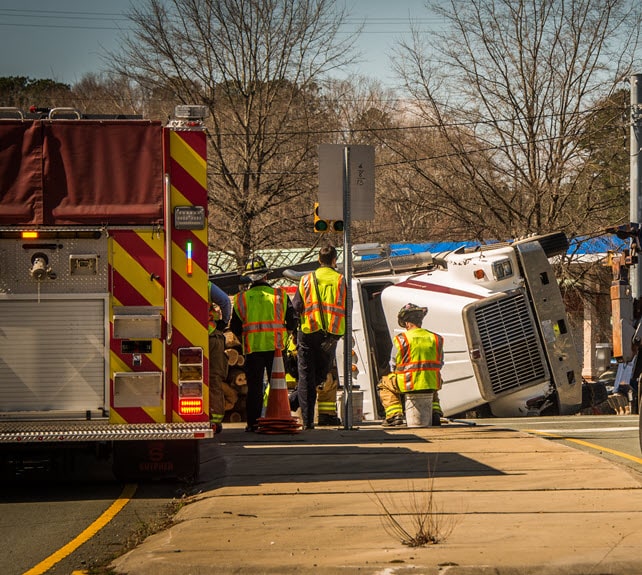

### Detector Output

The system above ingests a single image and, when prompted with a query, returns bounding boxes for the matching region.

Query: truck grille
[474,292,547,394]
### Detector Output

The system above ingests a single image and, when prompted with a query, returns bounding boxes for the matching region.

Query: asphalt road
[3,413,641,575]
[0,449,189,575]
[485,414,642,473]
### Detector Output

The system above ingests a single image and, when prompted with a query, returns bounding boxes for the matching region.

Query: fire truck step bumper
[0,421,214,443]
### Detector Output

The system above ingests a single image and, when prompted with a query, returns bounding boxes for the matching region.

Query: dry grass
[369,462,459,547]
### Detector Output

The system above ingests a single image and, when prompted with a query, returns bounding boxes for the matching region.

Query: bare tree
[391,0,641,242]
[317,77,411,242]
[107,0,359,267]
[68,73,145,116]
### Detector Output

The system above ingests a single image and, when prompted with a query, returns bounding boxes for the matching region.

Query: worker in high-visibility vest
[291,245,346,430]
[379,303,444,427]
[230,256,297,432]
[208,281,232,434]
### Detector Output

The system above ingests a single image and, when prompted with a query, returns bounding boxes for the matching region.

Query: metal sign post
[342,147,354,429]
[318,143,374,430]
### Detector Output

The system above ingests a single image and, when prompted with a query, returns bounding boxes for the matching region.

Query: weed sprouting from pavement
[369,459,458,547]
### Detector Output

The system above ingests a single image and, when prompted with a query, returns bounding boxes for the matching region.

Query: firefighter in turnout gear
[378,303,444,427]
[230,256,297,432]
[208,281,232,434]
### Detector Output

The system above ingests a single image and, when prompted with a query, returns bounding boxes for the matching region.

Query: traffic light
[314,202,343,233]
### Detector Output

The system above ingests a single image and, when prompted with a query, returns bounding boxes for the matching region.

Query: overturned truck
[340,233,584,420]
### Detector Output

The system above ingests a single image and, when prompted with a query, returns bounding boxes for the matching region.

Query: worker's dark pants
[296,331,334,427]
[244,350,274,428]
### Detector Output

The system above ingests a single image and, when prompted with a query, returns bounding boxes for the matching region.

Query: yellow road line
[530,430,642,465]
[22,483,137,575]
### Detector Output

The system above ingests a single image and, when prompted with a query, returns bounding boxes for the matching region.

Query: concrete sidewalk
[111,421,642,575]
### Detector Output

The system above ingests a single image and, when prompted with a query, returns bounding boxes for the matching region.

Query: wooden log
[224,331,242,349]
[236,354,245,367]
[224,348,239,366]
[221,381,239,411]
[228,367,247,389]
[229,411,243,423]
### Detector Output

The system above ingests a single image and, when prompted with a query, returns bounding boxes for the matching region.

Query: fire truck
[0,105,213,480]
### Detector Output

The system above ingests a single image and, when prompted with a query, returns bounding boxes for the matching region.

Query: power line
[0,7,427,34]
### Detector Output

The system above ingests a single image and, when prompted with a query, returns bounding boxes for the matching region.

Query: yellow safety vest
[394,328,444,393]
[234,285,287,354]
[298,267,346,335]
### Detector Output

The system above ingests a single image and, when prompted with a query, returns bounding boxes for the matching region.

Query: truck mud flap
[514,241,582,414]
[112,439,200,482]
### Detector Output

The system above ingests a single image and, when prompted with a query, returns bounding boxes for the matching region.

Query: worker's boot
[432,411,442,426]
[382,414,404,427]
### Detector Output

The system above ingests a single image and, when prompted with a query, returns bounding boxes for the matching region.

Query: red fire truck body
[0,106,213,479]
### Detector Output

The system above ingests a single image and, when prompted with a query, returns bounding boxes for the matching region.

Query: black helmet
[397,303,428,327]
[242,255,270,281]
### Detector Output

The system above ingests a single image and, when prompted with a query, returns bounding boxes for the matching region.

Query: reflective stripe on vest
[394,329,443,393]
[234,285,287,354]
[298,269,346,334]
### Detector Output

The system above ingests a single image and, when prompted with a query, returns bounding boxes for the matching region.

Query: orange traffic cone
[256,348,301,434]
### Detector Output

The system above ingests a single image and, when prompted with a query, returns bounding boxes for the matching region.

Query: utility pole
[630,73,642,299]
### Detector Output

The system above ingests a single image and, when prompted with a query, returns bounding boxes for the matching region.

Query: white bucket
[404,392,433,427]
[339,389,364,423]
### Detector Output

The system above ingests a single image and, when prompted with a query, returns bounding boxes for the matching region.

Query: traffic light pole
[342,146,354,430]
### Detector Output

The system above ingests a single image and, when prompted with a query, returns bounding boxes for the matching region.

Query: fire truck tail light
[179,398,203,415]
[178,347,204,414]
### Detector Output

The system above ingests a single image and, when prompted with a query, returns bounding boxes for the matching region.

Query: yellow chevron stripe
[109,236,166,424]
[109,405,164,423]
[109,343,162,372]
[142,405,164,420]
[111,236,165,306]
[110,350,129,373]
[171,185,189,206]
[170,131,207,188]
[109,407,127,424]
[170,297,208,348]
[171,237,208,287]
[138,229,165,258]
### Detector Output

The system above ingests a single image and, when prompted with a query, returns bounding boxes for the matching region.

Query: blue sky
[0,0,436,87]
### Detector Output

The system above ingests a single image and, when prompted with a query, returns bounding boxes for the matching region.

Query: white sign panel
[318,144,375,221]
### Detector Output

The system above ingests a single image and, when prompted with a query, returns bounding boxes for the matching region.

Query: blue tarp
[381,235,628,259]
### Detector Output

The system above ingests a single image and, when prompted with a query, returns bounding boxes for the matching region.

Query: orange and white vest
[234,285,287,354]
[393,328,444,393]
[298,267,346,335]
